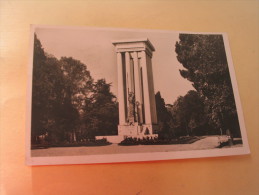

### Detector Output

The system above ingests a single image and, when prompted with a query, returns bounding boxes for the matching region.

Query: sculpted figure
[135,101,139,123]
[128,92,135,124]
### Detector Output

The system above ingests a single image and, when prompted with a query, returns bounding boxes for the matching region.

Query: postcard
[26,25,250,165]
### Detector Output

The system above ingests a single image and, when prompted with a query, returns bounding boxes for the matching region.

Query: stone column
[125,52,132,95]
[132,52,143,123]
[130,55,135,94]
[140,51,152,125]
[117,52,126,125]
[147,55,158,124]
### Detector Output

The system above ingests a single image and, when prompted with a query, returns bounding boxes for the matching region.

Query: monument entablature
[112,38,155,57]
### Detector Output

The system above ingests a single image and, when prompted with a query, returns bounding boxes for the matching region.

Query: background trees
[155,90,209,138]
[31,35,64,144]
[31,35,118,145]
[169,90,208,137]
[155,92,174,139]
[83,79,118,137]
[175,34,241,137]
[157,34,241,138]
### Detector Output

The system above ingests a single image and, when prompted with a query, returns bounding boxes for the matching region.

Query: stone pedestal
[118,124,158,136]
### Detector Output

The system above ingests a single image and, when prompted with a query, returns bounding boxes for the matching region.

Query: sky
[35,26,194,104]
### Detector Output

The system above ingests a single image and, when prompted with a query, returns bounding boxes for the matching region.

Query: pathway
[31,136,231,157]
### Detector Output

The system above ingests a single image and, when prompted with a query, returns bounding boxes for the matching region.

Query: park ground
[31,135,242,157]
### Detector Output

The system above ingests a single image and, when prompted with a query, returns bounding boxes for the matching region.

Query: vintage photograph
[26,26,249,165]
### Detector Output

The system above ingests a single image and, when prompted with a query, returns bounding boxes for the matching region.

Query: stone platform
[118,123,158,136]
[95,134,158,144]
[96,124,158,144]
[95,135,125,144]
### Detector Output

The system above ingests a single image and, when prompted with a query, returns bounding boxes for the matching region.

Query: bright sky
[35,26,194,104]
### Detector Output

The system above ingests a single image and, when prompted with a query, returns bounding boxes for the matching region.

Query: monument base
[95,135,125,144]
[95,124,159,144]
[118,123,158,136]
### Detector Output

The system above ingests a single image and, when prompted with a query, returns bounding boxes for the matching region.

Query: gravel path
[31,136,231,157]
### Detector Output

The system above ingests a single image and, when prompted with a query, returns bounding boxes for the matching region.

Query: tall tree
[83,79,118,137]
[31,34,47,143]
[58,57,93,142]
[32,35,119,145]
[59,57,93,111]
[31,35,94,144]
[170,90,208,136]
[175,34,241,137]
[155,92,174,138]
[31,35,64,143]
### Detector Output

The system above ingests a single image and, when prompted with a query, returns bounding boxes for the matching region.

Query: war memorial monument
[96,38,158,143]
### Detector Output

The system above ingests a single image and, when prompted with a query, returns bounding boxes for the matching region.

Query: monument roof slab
[112,38,155,52]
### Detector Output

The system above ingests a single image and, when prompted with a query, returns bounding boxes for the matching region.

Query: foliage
[31,34,119,145]
[169,90,208,136]
[155,92,174,138]
[83,79,119,137]
[155,90,209,137]
[31,35,63,143]
[175,34,241,137]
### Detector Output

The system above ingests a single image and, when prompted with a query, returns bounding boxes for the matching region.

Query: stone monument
[112,38,158,139]
[96,38,158,143]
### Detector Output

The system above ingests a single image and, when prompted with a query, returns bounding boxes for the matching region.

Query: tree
[31,35,94,144]
[170,90,208,136]
[58,57,93,142]
[31,35,64,144]
[31,35,119,145]
[31,34,46,143]
[83,79,118,137]
[155,92,174,138]
[59,57,93,110]
[175,34,241,137]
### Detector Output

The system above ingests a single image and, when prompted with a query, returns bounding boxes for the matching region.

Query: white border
[26,25,250,166]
